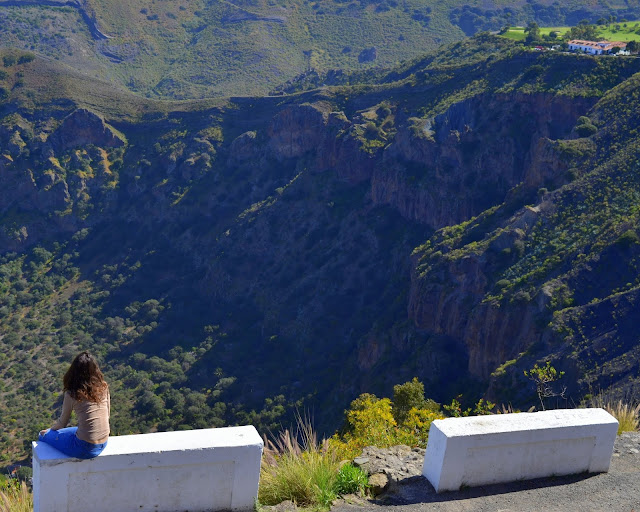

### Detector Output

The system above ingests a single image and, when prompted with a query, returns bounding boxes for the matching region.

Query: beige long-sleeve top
[51,388,111,444]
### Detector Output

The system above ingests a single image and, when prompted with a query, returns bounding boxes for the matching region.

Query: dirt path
[332,432,640,512]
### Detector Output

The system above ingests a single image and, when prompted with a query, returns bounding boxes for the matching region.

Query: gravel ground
[331,432,640,512]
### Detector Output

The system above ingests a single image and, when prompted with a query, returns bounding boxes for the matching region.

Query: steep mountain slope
[411,69,640,406]
[1,36,640,461]
[1,0,639,97]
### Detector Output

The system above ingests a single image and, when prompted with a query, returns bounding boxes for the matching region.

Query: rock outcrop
[51,108,125,151]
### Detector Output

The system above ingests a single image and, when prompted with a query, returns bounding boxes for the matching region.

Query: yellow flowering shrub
[402,407,446,447]
[330,393,439,459]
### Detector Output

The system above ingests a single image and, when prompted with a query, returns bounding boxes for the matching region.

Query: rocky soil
[331,432,640,512]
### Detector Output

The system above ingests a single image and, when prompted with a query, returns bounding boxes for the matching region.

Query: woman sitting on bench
[39,351,110,459]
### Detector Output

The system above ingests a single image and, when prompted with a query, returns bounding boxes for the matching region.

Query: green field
[504,23,640,42]
[503,26,569,41]
[597,22,640,41]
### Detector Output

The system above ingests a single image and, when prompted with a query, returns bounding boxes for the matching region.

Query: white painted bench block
[32,425,263,512]
[423,408,618,492]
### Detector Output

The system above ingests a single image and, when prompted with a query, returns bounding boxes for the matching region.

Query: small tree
[524,22,541,44]
[627,40,639,53]
[392,377,426,425]
[15,466,32,482]
[524,362,565,410]
[565,24,599,41]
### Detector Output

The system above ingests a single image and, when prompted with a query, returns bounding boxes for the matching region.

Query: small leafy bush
[334,463,368,496]
[616,229,640,248]
[576,123,597,137]
[575,116,598,137]
[2,55,16,67]
[17,53,35,65]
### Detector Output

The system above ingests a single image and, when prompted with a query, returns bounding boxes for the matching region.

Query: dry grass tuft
[0,480,32,512]
[604,400,640,434]
[259,416,340,509]
[590,394,640,434]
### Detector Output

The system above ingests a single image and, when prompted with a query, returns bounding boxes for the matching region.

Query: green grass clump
[259,419,342,509]
[0,480,32,512]
[334,464,369,496]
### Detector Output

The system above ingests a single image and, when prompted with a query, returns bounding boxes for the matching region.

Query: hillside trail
[331,432,640,512]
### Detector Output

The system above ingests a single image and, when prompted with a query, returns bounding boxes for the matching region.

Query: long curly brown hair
[63,351,108,402]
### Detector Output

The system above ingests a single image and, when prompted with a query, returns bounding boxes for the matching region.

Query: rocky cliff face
[372,93,594,227]
[0,109,125,251]
[407,73,640,403]
[408,206,547,379]
[51,108,125,150]
[247,91,594,232]
[214,89,597,389]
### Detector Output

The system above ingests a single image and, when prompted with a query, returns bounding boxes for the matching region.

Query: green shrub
[496,279,510,289]
[364,122,378,139]
[392,377,426,424]
[2,55,16,68]
[17,54,35,65]
[576,123,597,137]
[575,116,597,137]
[524,362,565,411]
[334,464,368,496]
[616,229,640,248]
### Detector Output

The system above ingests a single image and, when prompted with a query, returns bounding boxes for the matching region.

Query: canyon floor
[331,432,640,512]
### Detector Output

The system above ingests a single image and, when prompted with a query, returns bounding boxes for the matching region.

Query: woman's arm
[50,392,73,430]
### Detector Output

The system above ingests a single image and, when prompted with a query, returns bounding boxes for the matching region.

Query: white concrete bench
[423,408,618,492]
[32,425,263,512]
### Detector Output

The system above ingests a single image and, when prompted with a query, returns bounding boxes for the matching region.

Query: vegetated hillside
[1,35,640,463]
[410,68,640,407]
[1,0,639,98]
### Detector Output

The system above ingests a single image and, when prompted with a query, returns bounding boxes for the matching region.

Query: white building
[568,39,627,55]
